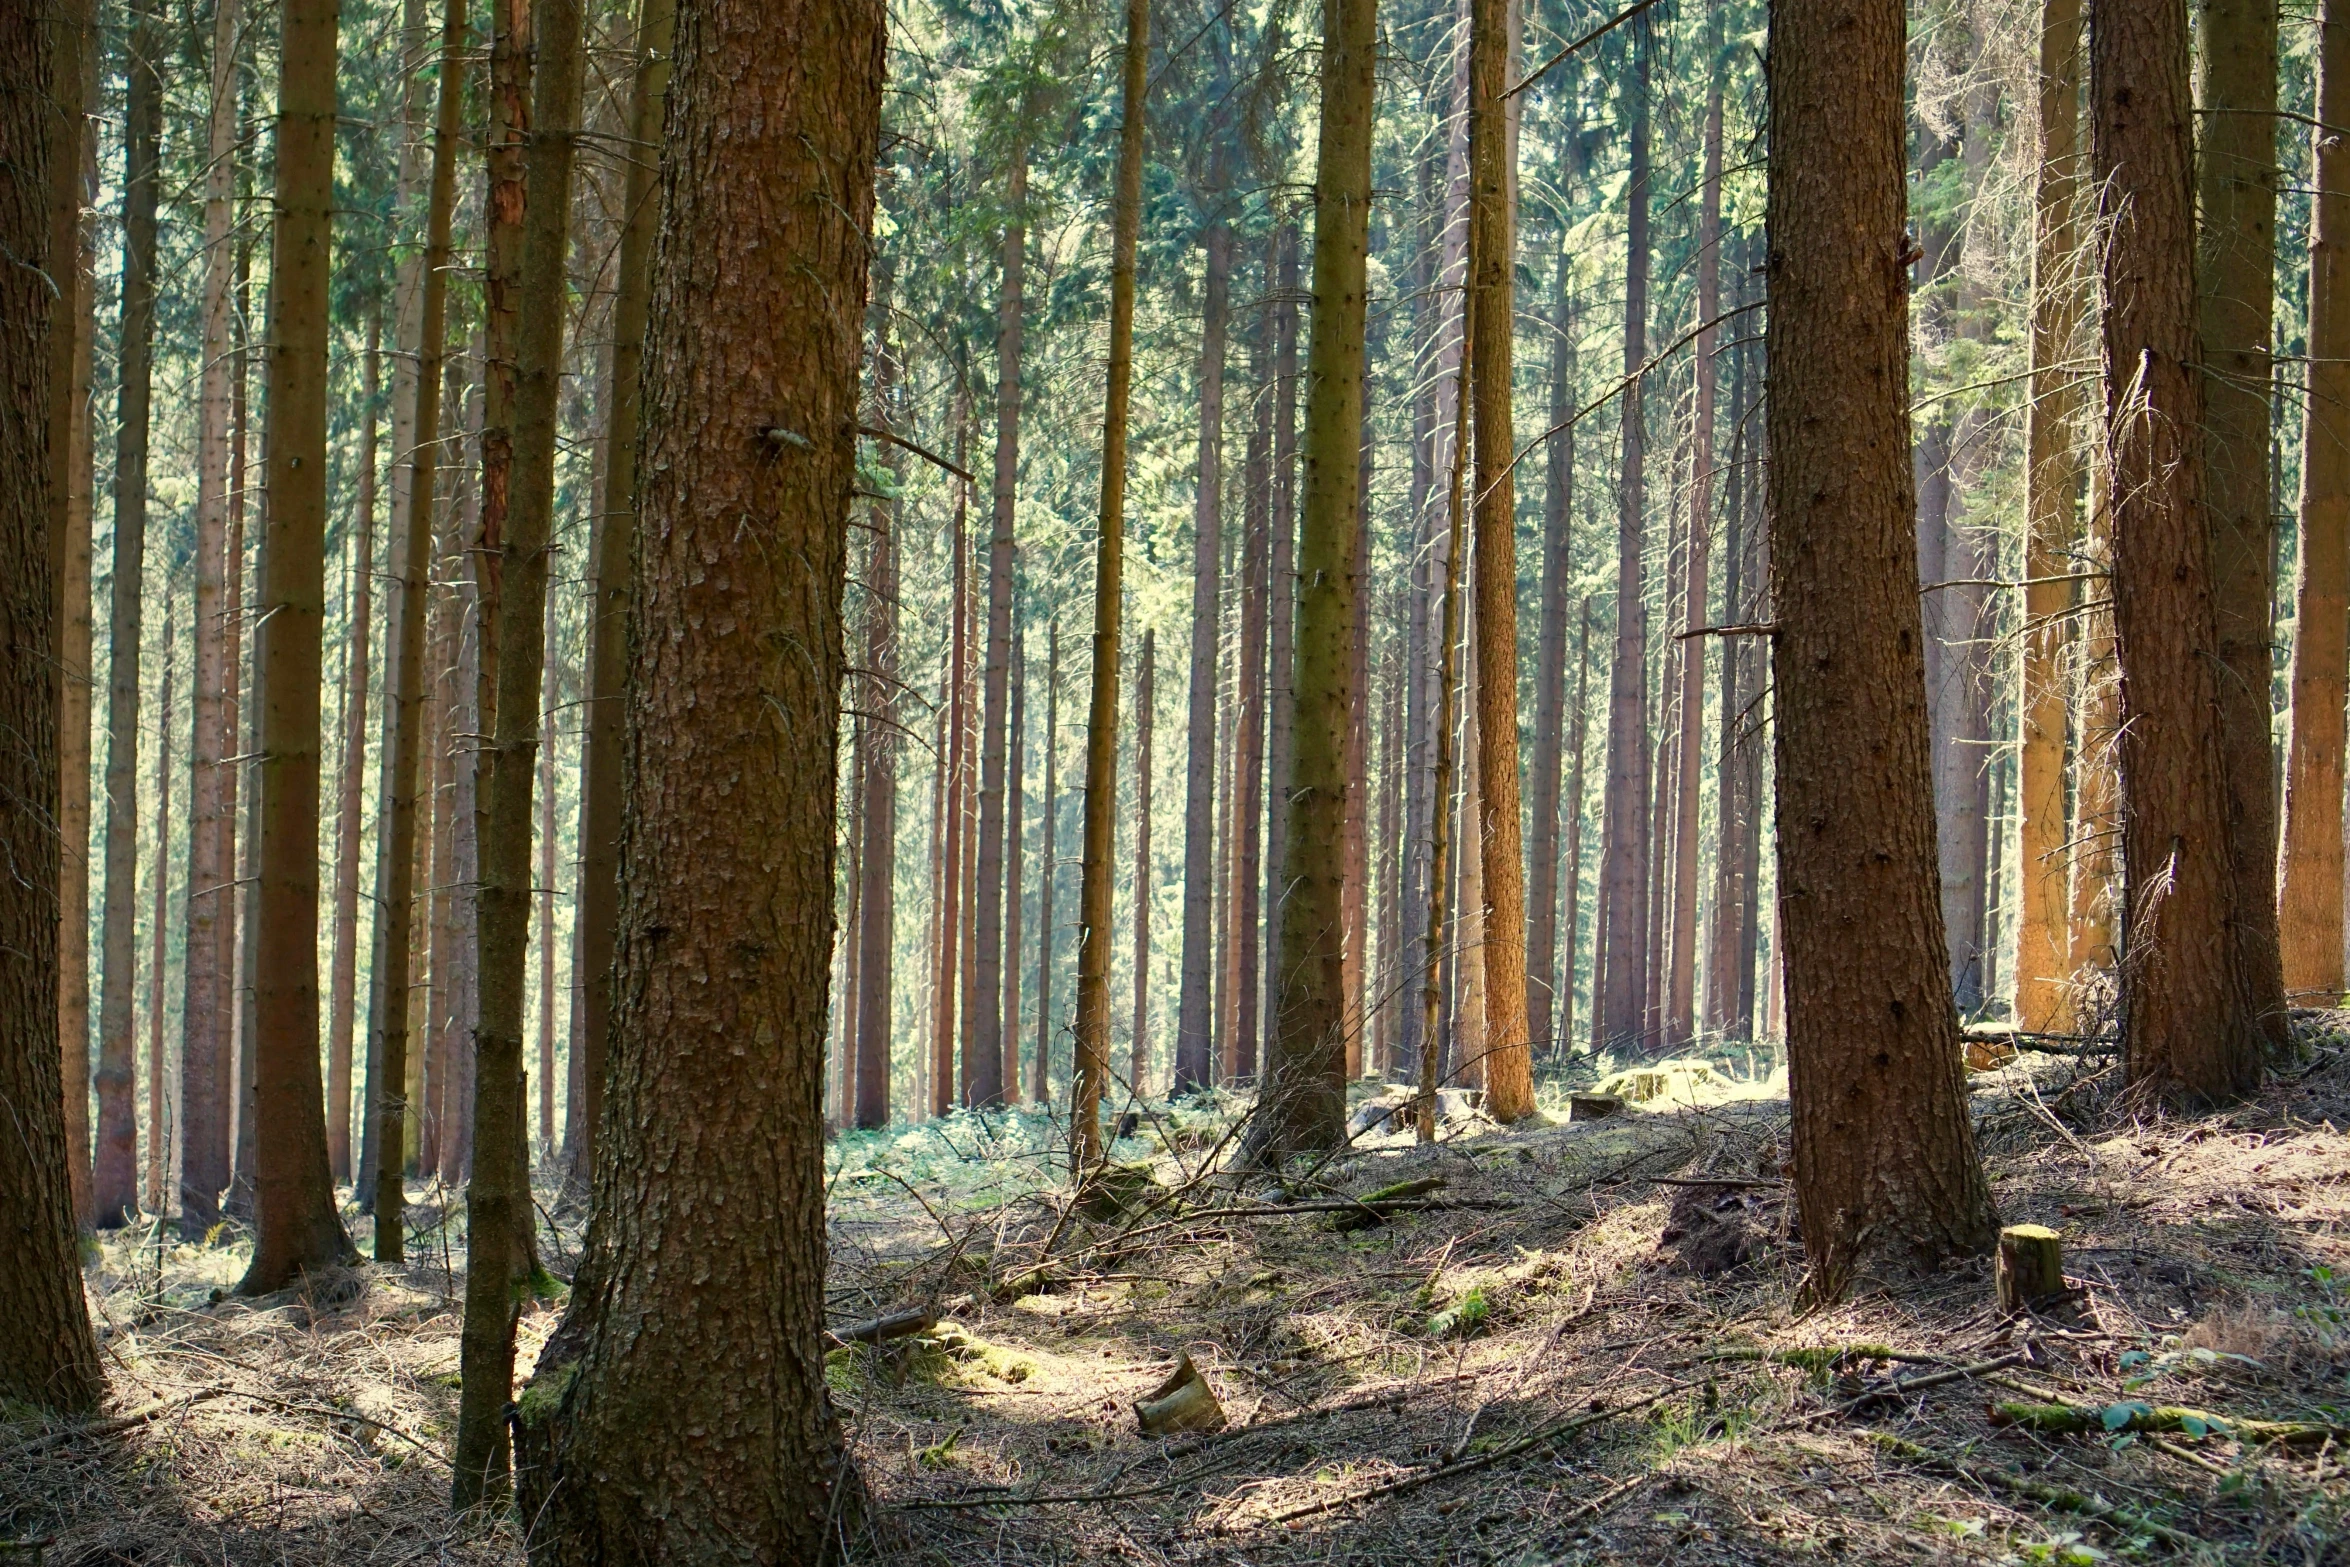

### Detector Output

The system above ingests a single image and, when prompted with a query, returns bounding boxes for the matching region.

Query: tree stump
[1995,1224,2065,1311]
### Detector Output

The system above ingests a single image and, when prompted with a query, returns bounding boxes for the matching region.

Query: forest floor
[10,1026,2350,1565]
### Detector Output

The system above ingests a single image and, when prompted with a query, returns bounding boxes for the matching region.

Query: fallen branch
[1244,1380,1691,1528]
[1865,1431,2200,1549]
[1834,1352,2032,1413]
[19,1388,233,1454]
[824,1304,939,1349]
[1990,1400,2350,1446]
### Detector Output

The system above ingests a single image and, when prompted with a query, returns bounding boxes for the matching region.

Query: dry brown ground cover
[10,1026,2350,1565]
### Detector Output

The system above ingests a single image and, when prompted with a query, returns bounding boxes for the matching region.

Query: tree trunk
[1419,291,1474,1134]
[853,333,901,1131]
[1344,388,1373,1080]
[512,0,881,1541]
[92,8,164,1229]
[1229,345,1268,1090]
[145,600,173,1213]
[1264,0,1374,1156]
[970,151,1027,1111]
[2093,0,2262,1103]
[1561,599,1590,1050]
[180,0,242,1228]
[1259,223,1299,1087]
[328,314,378,1185]
[227,263,257,1217]
[1595,29,1652,1052]
[1034,622,1059,1104]
[1668,60,1723,1052]
[367,0,464,1251]
[1004,629,1025,1100]
[1526,248,1572,1059]
[455,0,586,1500]
[1131,627,1155,1092]
[58,65,95,1225]
[2280,0,2350,1001]
[3,0,103,1399]
[568,0,672,1186]
[937,445,968,1117]
[2013,0,2086,1031]
[538,622,560,1152]
[1767,0,1999,1291]
[1072,0,1149,1170]
[1177,218,1230,1093]
[2196,0,2288,1050]
[238,0,356,1292]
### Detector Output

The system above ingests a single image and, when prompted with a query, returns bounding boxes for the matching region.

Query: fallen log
[1990,1400,2350,1446]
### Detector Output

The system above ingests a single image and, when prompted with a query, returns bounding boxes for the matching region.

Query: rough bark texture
[1595,32,1651,1052]
[145,613,172,1212]
[1230,336,1269,1090]
[511,0,881,1547]
[3,0,102,1403]
[1766,0,1999,1291]
[2093,0,2262,1103]
[2013,0,2085,1030]
[1526,251,1572,1059]
[1072,0,1149,1169]
[239,0,356,1293]
[1264,0,1373,1157]
[1258,224,1298,1088]
[2280,0,2350,1000]
[2196,0,2288,1050]
[1035,623,1059,1103]
[56,49,94,1228]
[568,0,672,1186]
[368,0,468,1262]
[970,152,1027,1110]
[937,465,968,1116]
[180,0,241,1228]
[93,8,163,1229]
[1176,219,1229,1094]
[1004,630,1025,1099]
[854,335,901,1131]
[1466,0,1530,1120]
[1132,629,1155,1090]
[455,0,585,1503]
[328,317,378,1184]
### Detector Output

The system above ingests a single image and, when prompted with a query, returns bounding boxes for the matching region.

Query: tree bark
[1561,599,1590,1050]
[1132,628,1155,1092]
[2013,0,2086,1031]
[970,150,1027,1110]
[1035,623,1059,1103]
[93,6,164,1229]
[1259,223,1299,1087]
[2280,0,2350,1001]
[1264,0,1374,1156]
[1668,58,1723,1052]
[1177,217,1230,1094]
[2196,0,2288,1050]
[2093,0,2262,1103]
[456,0,586,1501]
[1229,330,1269,1090]
[853,333,900,1131]
[238,0,356,1292]
[328,314,378,1185]
[567,0,673,1187]
[1526,248,1572,1059]
[1072,0,1150,1170]
[938,444,968,1117]
[1767,0,1999,1291]
[146,599,174,1212]
[180,0,242,1228]
[512,0,881,1543]
[1595,29,1652,1052]
[57,47,95,1226]
[3,0,103,1400]
[1004,628,1025,1100]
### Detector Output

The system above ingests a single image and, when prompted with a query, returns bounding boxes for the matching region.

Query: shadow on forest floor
[9,1028,2350,1564]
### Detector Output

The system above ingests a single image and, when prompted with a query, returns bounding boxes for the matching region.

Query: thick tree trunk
[57,64,95,1227]
[2013,0,2086,1031]
[2093,0,2262,1103]
[1264,0,1374,1156]
[328,316,378,1185]
[567,0,672,1185]
[93,10,164,1229]
[1595,31,1652,1051]
[1668,65,1723,1051]
[181,0,242,1228]
[2196,0,2288,1050]
[1526,250,1572,1059]
[512,0,882,1541]
[1072,0,1150,1169]
[1034,623,1059,1104]
[1767,0,1998,1291]
[455,0,586,1501]
[853,335,901,1131]
[2280,0,2350,1001]
[1258,224,1299,1086]
[1177,218,1229,1093]
[1465,0,1529,1116]
[3,0,103,1399]
[238,0,357,1292]
[1132,629,1155,1091]
[367,0,465,1256]
[970,152,1027,1110]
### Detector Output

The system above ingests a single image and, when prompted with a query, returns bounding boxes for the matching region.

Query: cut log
[1994,1223,2065,1311]
[1135,1350,1226,1436]
[1568,1092,1625,1120]
[824,1304,940,1349]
